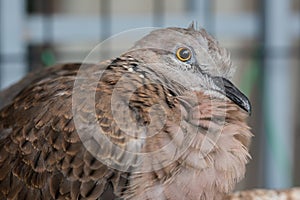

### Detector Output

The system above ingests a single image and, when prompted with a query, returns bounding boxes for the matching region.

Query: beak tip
[243,101,252,116]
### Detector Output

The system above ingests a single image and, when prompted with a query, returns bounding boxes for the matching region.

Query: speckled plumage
[0,26,254,199]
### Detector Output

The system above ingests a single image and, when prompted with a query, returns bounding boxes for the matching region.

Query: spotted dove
[0,25,254,199]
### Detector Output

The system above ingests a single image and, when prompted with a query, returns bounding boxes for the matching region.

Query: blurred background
[0,0,299,191]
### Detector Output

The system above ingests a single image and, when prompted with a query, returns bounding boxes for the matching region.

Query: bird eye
[176,47,192,62]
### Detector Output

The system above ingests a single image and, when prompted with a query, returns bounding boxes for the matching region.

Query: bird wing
[0,57,181,199]
[0,62,126,199]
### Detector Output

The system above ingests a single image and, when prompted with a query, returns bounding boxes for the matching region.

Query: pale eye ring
[176,47,192,62]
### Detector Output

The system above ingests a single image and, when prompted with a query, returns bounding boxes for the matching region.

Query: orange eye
[176,47,192,62]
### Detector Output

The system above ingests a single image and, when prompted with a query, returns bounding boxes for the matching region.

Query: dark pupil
[179,49,190,59]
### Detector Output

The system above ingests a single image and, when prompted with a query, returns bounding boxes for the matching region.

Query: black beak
[212,76,251,115]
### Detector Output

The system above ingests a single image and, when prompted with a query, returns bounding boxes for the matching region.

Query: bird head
[127,24,251,114]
